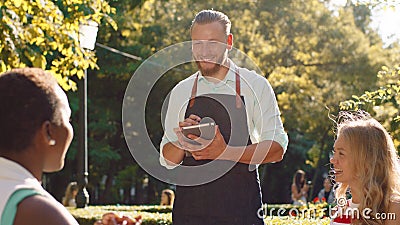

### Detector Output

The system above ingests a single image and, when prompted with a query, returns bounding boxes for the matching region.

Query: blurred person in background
[160,189,175,206]
[291,169,309,205]
[317,177,335,204]
[62,181,79,207]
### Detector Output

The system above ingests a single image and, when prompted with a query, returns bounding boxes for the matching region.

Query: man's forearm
[222,140,284,164]
[162,142,186,166]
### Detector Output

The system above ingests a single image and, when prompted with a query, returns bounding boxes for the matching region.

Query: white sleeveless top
[0,157,76,224]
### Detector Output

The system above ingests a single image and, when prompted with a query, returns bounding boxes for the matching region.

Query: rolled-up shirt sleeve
[159,81,190,169]
[252,77,288,152]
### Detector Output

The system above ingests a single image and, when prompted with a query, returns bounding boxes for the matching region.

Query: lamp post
[76,20,98,208]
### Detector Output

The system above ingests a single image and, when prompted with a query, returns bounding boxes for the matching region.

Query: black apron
[172,68,264,225]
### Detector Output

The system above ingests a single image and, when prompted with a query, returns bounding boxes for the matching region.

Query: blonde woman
[62,182,78,207]
[330,110,400,225]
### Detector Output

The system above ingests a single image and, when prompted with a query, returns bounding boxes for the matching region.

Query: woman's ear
[40,121,56,146]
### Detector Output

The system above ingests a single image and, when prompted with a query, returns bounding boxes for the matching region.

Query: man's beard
[194,53,227,77]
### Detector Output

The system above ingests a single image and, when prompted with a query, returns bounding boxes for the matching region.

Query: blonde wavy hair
[333,111,400,225]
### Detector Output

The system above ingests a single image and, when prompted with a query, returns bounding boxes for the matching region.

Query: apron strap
[189,73,199,108]
[235,67,241,109]
[189,67,241,109]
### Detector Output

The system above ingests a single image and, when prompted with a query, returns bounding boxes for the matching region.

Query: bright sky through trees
[370,5,400,45]
[331,0,400,45]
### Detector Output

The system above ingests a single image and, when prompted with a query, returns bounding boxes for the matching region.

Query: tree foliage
[98,0,395,203]
[4,0,398,204]
[0,0,117,90]
[340,64,400,149]
[339,1,400,150]
[77,0,398,204]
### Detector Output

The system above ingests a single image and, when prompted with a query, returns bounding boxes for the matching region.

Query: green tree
[49,0,399,204]
[246,0,391,202]
[340,64,400,149]
[0,0,116,90]
[339,1,400,151]
[0,0,118,202]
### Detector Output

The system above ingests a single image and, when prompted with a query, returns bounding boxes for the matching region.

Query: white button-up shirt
[160,60,288,168]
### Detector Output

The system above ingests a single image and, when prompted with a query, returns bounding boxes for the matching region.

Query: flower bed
[68,204,331,225]
[68,206,171,225]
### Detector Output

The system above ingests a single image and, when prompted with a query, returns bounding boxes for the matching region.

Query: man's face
[191,21,231,77]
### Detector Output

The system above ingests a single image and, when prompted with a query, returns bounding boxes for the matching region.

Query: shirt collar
[197,59,237,84]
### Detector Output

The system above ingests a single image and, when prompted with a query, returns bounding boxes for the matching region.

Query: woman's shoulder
[14,194,78,225]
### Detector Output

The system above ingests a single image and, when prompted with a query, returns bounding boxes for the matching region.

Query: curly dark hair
[0,68,62,153]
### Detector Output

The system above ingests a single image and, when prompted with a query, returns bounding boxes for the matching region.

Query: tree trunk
[100,168,115,204]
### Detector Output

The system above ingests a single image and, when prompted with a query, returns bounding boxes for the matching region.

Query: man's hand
[184,126,227,160]
[179,114,201,127]
[174,114,228,160]
[161,114,202,166]
[174,114,203,150]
